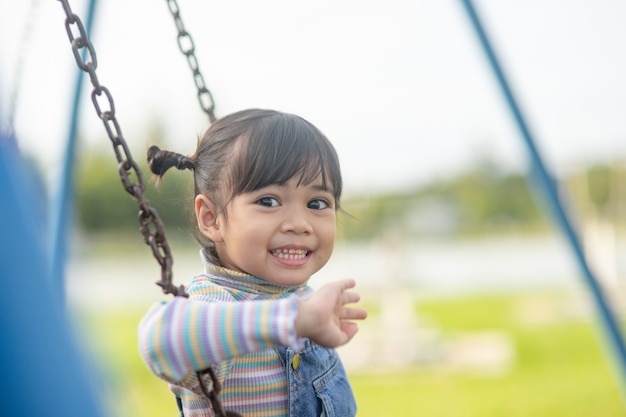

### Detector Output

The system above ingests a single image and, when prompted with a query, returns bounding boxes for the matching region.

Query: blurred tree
[340,157,546,240]
[75,147,193,235]
[76,139,624,243]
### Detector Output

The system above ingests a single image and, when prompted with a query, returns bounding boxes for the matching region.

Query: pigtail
[147,145,194,178]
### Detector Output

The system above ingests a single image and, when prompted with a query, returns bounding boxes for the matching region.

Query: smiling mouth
[270,248,309,260]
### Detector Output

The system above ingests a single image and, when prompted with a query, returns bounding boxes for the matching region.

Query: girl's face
[196,175,337,286]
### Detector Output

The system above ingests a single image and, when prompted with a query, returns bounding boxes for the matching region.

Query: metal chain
[57,0,186,299]
[160,3,246,416]
[197,369,243,417]
[165,0,216,123]
[161,4,246,416]
[57,2,239,416]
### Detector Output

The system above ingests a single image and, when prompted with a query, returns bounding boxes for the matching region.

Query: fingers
[304,279,367,348]
[342,290,361,305]
[341,306,368,321]
[335,278,356,291]
[340,321,360,342]
[337,281,366,320]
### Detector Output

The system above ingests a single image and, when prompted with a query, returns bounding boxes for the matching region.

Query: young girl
[138,109,367,417]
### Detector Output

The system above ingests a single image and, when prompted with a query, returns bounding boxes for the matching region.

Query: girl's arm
[138,278,367,385]
[138,295,300,384]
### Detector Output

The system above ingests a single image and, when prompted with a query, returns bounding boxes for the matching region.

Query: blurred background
[2,0,626,415]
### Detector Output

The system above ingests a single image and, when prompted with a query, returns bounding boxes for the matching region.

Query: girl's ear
[195,194,224,242]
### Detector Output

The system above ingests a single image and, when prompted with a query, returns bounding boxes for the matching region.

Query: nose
[281,205,313,234]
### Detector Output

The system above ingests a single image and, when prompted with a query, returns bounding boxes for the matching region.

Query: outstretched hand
[295,279,368,348]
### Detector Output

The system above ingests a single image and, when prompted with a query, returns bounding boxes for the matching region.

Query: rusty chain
[57,2,239,416]
[165,0,216,123]
[161,5,242,414]
[197,368,243,417]
[57,0,186,298]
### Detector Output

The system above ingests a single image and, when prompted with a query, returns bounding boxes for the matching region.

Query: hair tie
[176,154,194,171]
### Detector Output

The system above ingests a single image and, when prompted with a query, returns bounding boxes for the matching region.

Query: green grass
[72,291,626,417]
[351,292,625,416]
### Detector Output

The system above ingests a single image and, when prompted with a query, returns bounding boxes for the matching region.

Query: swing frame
[51,0,626,413]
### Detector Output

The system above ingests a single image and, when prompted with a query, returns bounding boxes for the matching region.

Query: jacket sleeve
[137,293,302,384]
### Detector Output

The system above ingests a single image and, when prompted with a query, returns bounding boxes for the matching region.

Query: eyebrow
[308,183,334,194]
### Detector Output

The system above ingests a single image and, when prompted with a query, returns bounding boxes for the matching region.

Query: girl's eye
[308,199,331,210]
[257,196,279,207]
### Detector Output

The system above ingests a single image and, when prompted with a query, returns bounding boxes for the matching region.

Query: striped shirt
[138,255,312,417]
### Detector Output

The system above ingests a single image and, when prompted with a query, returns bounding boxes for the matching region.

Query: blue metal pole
[0,127,106,417]
[50,0,99,302]
[459,0,626,398]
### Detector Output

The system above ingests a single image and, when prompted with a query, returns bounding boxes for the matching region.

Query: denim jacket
[278,340,357,417]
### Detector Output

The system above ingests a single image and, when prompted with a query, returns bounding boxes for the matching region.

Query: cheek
[319,219,336,247]
[229,221,269,252]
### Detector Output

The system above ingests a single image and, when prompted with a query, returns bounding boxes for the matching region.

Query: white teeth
[271,248,308,259]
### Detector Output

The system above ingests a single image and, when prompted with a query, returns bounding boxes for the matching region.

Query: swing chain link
[197,368,244,417]
[165,0,217,123]
[57,0,187,299]
[57,3,239,415]
[57,3,238,416]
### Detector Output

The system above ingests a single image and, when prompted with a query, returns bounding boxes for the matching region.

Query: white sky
[1,0,626,195]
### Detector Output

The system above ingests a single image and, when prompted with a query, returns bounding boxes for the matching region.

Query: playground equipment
[1,1,624,415]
